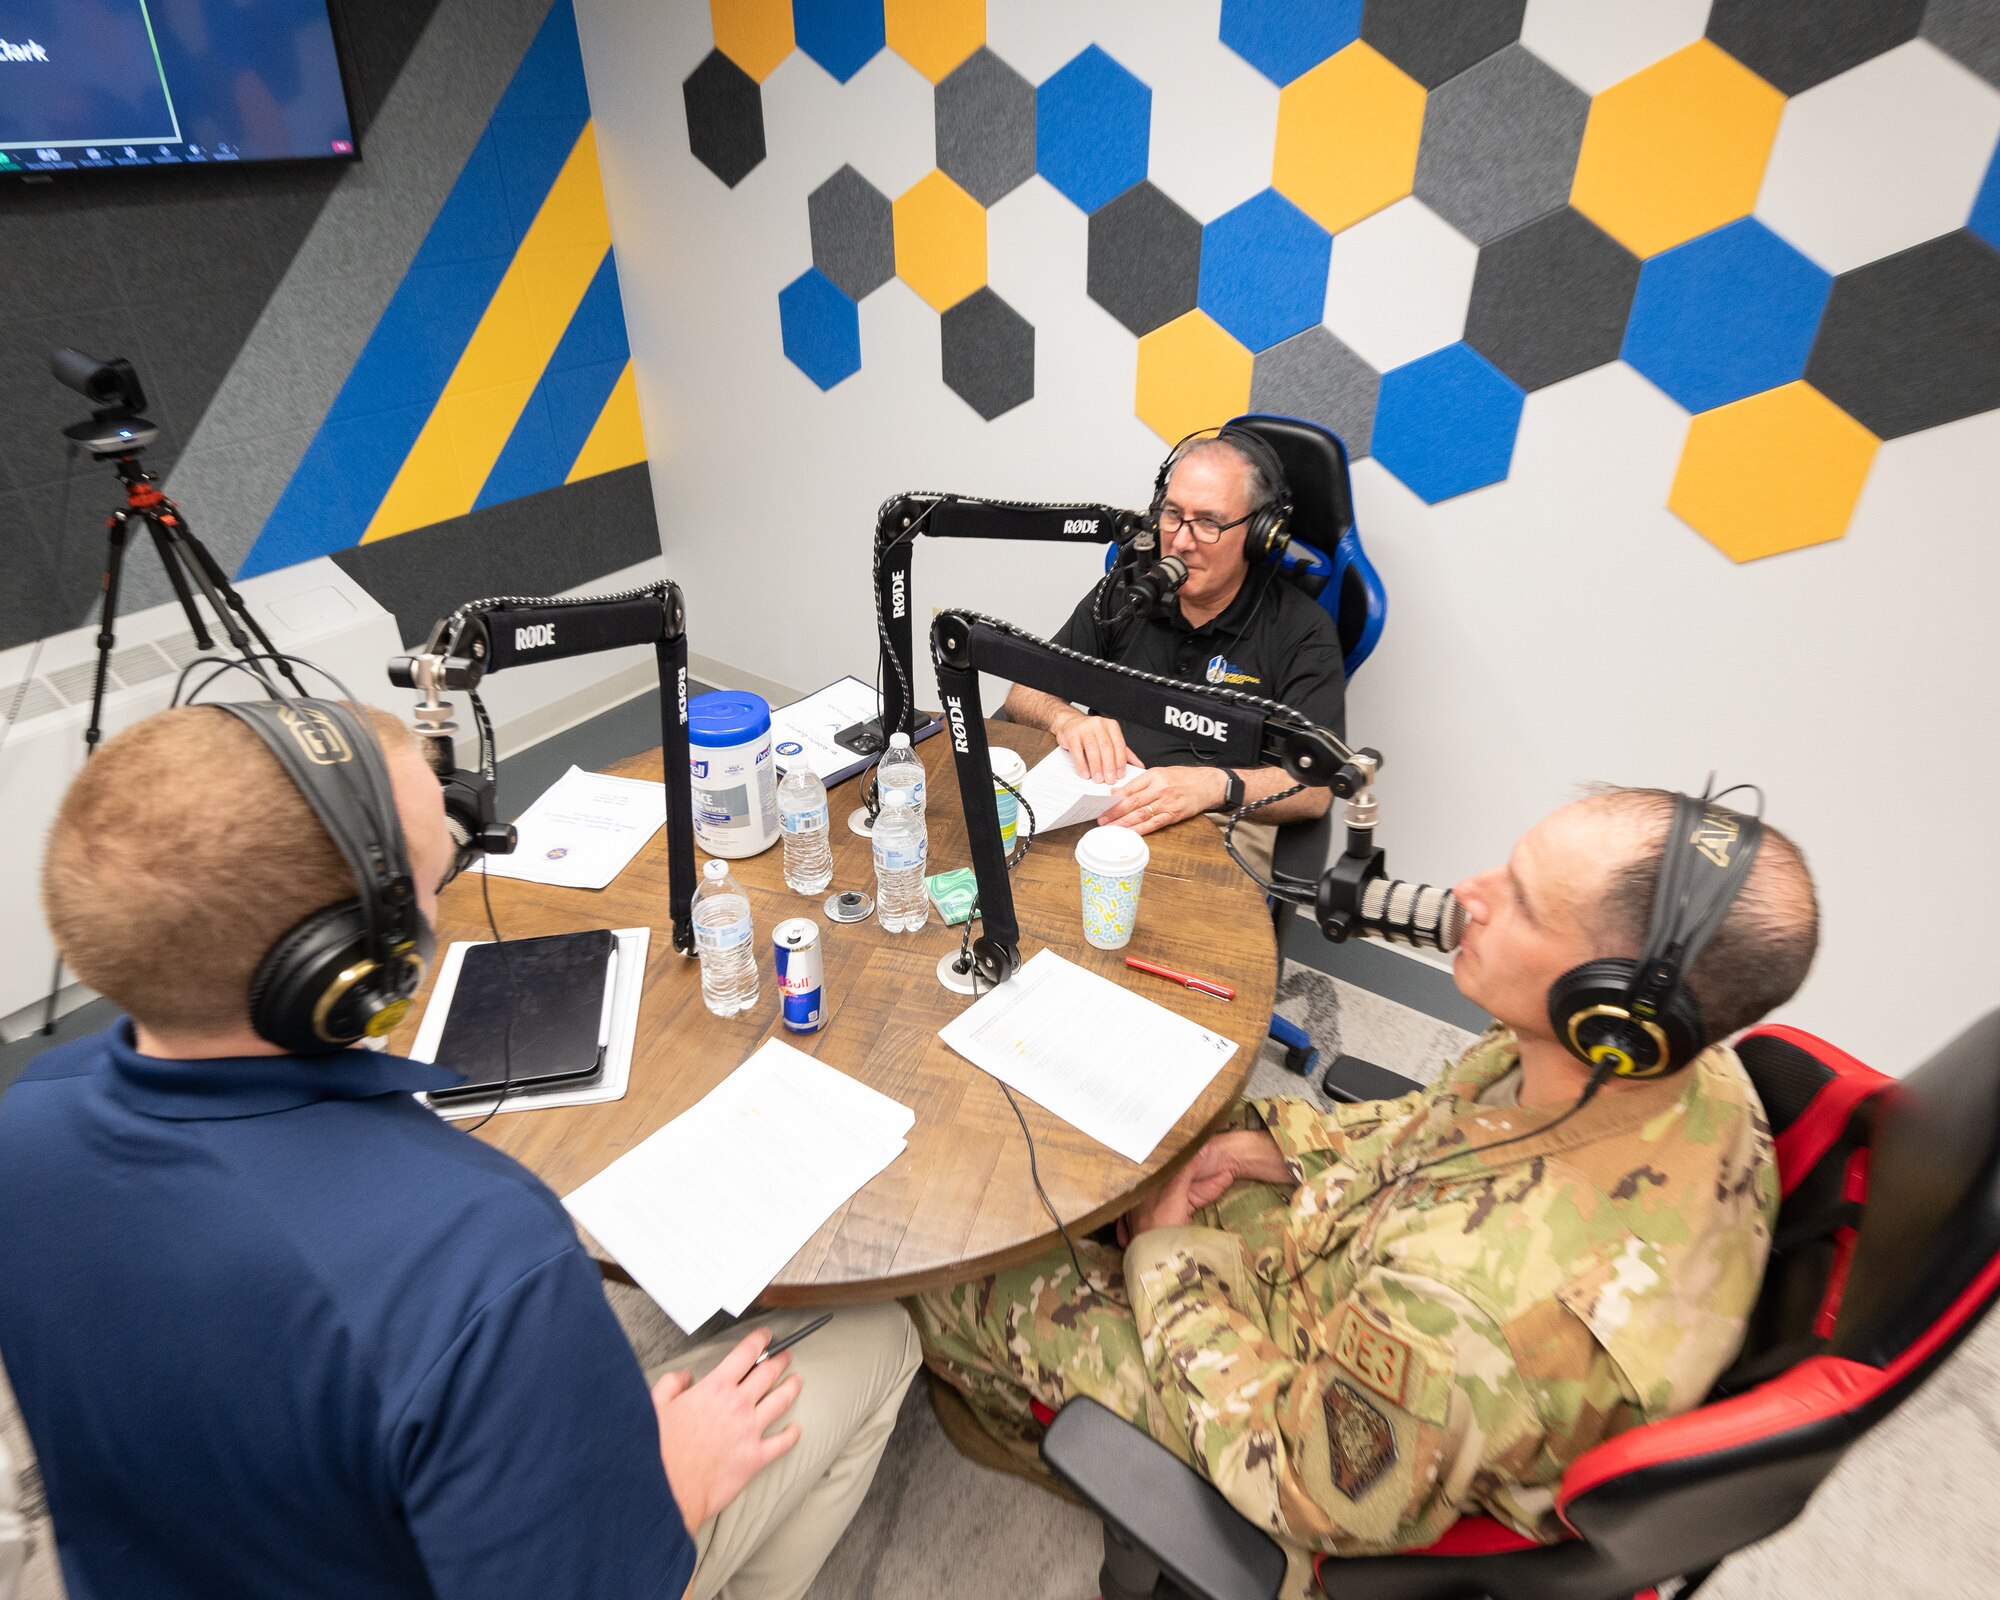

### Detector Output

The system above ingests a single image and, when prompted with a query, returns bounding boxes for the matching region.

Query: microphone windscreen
[1359,877,1466,952]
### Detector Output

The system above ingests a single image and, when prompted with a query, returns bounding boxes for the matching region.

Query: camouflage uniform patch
[1324,1380,1398,1499]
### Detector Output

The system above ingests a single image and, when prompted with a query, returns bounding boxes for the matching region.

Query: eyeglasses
[1157,504,1254,544]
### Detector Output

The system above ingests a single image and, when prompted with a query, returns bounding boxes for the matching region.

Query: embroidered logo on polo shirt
[1204,654,1260,686]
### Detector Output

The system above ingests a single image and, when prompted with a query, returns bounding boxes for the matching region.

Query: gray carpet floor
[5,961,1997,1598]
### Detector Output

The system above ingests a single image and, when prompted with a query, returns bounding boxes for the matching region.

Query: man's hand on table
[1097,765,1227,838]
[652,1328,801,1534]
[1121,1131,1293,1241]
[1051,710,1136,786]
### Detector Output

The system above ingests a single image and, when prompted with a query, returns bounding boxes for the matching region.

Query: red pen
[1124,956,1235,1001]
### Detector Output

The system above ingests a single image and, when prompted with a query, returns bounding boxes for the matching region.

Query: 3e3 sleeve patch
[1324,1379,1398,1499]
[1333,1305,1411,1407]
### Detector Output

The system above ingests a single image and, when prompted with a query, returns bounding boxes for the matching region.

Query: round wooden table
[386,722,1278,1302]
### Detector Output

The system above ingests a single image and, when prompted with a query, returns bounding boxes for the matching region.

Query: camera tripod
[39,414,303,1032]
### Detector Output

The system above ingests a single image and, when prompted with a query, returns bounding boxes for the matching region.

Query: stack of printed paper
[563,1041,913,1332]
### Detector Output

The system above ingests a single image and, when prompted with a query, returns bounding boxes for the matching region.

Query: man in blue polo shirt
[0,704,917,1600]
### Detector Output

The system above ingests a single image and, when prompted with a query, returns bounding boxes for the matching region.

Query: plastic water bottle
[876,732,926,821]
[777,765,834,894]
[872,787,930,933]
[693,858,759,1016]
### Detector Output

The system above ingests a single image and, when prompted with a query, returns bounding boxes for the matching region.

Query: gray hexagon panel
[683,49,765,189]
[1248,327,1380,459]
[808,165,894,300]
[942,288,1035,419]
[1087,180,1202,337]
[1923,0,2000,89]
[936,47,1036,206]
[1465,206,1639,391]
[1414,45,1588,247]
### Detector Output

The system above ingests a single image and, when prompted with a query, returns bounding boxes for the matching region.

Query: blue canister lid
[687,689,772,747]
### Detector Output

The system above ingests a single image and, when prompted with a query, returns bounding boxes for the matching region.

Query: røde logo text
[1062,518,1098,535]
[945,696,969,753]
[0,38,49,61]
[515,623,556,651]
[891,571,907,620]
[1164,705,1227,740]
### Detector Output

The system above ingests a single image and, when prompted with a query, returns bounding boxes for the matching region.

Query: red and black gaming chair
[1039,1008,2000,1600]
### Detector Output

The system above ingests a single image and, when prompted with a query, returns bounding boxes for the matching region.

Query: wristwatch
[1219,769,1245,812]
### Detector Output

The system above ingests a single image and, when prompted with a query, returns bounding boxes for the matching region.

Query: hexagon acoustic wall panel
[683,0,2000,559]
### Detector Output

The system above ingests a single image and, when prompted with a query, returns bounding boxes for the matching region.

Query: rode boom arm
[874,493,1147,745]
[388,582,699,955]
[930,609,1387,988]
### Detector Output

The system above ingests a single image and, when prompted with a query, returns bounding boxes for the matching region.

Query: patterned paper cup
[992,747,1028,850]
[1075,825,1150,950]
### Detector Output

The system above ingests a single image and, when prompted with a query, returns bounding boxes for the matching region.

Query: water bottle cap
[882,787,911,807]
[703,858,729,880]
[888,733,912,750]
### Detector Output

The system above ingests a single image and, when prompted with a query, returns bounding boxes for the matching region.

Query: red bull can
[772,917,825,1033]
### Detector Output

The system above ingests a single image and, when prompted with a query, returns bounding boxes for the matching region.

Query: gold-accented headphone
[1150,422,1295,564]
[1547,789,1764,1080]
[213,699,434,1054]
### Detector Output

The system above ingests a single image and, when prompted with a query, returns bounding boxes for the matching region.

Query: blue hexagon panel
[1622,220,1833,414]
[1220,0,1363,86]
[779,268,862,389]
[1036,45,1150,213]
[1197,189,1333,353]
[794,0,884,84]
[1971,138,2000,254]
[1373,342,1525,503]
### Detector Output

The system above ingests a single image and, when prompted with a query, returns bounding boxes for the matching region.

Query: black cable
[456,864,519,1136]
[1252,1065,1614,1291]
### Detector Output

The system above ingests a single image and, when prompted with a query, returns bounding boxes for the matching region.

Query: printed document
[475,766,664,890]
[939,949,1238,1163]
[564,1041,914,1332]
[1015,746,1145,835]
[769,676,942,787]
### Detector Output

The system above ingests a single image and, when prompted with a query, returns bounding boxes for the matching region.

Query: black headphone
[213,699,434,1054]
[1150,423,1295,564]
[1547,790,1765,1080]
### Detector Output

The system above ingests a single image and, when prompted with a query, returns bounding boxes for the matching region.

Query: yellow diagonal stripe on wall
[363,123,613,543]
[566,360,647,483]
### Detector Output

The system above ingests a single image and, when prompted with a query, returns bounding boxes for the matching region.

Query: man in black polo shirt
[1004,431,1346,870]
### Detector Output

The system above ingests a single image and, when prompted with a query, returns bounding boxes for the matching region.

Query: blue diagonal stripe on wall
[475,247,631,508]
[237,0,593,578]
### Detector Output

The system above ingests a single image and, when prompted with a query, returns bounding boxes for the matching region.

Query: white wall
[576,3,1999,1069]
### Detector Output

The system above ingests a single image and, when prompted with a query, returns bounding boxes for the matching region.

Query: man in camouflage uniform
[911,788,1819,1590]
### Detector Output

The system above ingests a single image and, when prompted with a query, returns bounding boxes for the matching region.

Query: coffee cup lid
[1076,824,1149,874]
[991,747,1028,781]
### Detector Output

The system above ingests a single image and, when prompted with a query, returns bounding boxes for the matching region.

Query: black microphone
[1356,875,1466,952]
[1114,555,1188,621]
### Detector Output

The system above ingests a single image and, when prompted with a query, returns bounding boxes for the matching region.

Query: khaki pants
[651,1303,921,1600]
[1206,813,1275,886]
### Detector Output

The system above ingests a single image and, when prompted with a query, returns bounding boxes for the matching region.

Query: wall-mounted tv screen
[0,0,355,174]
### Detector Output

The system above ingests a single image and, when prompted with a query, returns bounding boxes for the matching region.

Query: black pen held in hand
[751,1313,831,1368]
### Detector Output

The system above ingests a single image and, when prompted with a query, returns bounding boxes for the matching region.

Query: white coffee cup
[1075,825,1150,950]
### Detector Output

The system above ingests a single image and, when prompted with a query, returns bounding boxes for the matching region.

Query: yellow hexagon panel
[1135,310,1254,445]
[711,0,792,81]
[1571,40,1784,259]
[1273,42,1426,235]
[886,0,982,83]
[894,170,986,311]
[1669,382,1879,562]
